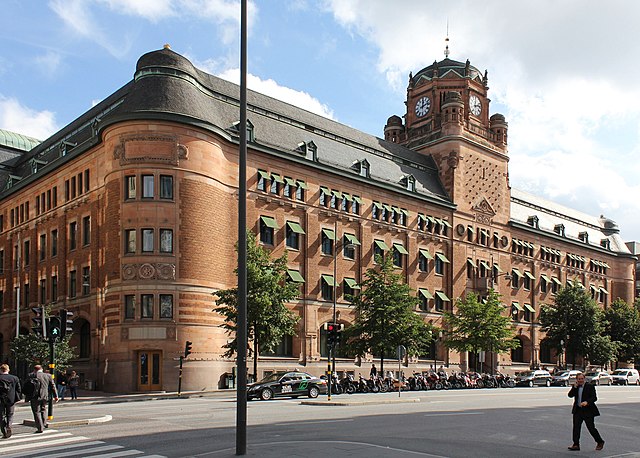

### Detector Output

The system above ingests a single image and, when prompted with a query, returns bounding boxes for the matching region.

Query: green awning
[331,190,342,198]
[435,253,450,264]
[260,216,279,229]
[352,196,363,204]
[541,274,551,283]
[419,248,433,260]
[284,177,296,186]
[551,277,562,285]
[374,240,389,251]
[271,173,284,183]
[296,180,308,189]
[401,208,409,216]
[541,246,549,253]
[257,170,270,180]
[493,263,503,273]
[344,278,361,290]
[392,206,400,213]
[286,221,305,234]
[513,239,522,246]
[426,215,436,224]
[418,213,427,222]
[287,270,305,283]
[322,228,335,240]
[383,204,393,212]
[393,243,408,255]
[441,219,452,228]
[590,284,598,292]
[511,268,523,278]
[512,302,524,311]
[599,287,609,295]
[418,288,434,300]
[373,201,383,209]
[524,304,535,313]
[524,271,535,280]
[434,217,444,226]
[320,186,330,195]
[602,262,610,269]
[321,274,337,287]
[567,253,576,260]
[344,233,361,246]
[342,192,352,201]
[435,291,450,302]
[467,258,477,268]
[479,260,490,270]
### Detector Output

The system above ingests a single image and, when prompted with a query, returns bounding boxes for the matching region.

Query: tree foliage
[603,298,640,364]
[539,281,602,368]
[443,289,519,359]
[343,255,435,371]
[214,231,300,376]
[10,334,77,372]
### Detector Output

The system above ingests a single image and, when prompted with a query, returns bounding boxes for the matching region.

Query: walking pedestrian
[68,370,80,400]
[56,371,68,401]
[25,364,58,433]
[567,372,605,451]
[0,364,22,439]
[370,363,377,379]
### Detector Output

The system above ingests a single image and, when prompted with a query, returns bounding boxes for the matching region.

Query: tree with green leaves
[583,334,617,368]
[539,281,602,368]
[604,298,640,366]
[214,230,300,378]
[343,255,435,373]
[443,289,519,372]
[10,335,77,372]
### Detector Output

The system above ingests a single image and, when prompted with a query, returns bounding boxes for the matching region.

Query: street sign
[397,345,406,361]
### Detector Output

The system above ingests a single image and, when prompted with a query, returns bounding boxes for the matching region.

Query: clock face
[469,95,482,116]
[415,96,431,117]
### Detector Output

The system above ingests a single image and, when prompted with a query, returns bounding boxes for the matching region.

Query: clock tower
[384,56,510,226]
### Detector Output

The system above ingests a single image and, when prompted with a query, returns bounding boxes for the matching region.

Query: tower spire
[444,20,450,58]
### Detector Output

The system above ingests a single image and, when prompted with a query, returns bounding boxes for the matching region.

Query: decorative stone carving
[114,134,189,166]
[121,327,129,340]
[139,263,156,279]
[121,263,176,280]
[122,264,137,280]
[447,150,460,169]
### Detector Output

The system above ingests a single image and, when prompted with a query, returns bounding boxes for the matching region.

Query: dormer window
[400,174,416,192]
[231,120,255,142]
[600,239,611,250]
[527,215,539,229]
[554,224,565,236]
[578,231,589,243]
[352,159,370,178]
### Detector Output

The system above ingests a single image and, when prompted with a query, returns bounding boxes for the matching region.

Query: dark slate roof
[412,58,482,83]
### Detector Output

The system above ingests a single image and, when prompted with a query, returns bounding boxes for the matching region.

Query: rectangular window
[435,252,449,275]
[295,181,305,201]
[0,250,4,274]
[36,196,40,215]
[47,190,52,210]
[392,245,404,268]
[24,283,29,306]
[24,240,30,266]
[0,291,3,312]
[270,174,282,195]
[372,202,380,220]
[285,221,302,250]
[64,180,70,201]
[160,175,173,199]
[82,266,90,295]
[257,170,268,191]
[39,234,46,261]
[321,229,334,255]
[141,294,153,318]
[283,177,292,198]
[84,169,90,193]
[69,270,77,298]
[373,239,388,261]
[160,229,173,253]
[160,294,173,319]
[51,229,58,257]
[321,276,334,301]
[126,175,136,199]
[83,216,91,246]
[343,278,360,299]
[351,196,360,215]
[69,222,77,250]
[125,295,135,319]
[13,245,18,270]
[142,229,154,252]
[259,216,277,245]
[77,173,83,195]
[51,275,58,302]
[40,279,46,304]
[142,175,154,198]
[125,229,137,253]
[53,187,57,207]
[71,176,76,199]
[343,234,358,260]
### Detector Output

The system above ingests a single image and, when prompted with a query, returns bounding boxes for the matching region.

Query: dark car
[247,371,328,400]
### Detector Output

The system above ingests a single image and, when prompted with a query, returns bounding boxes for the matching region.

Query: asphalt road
[8,385,640,457]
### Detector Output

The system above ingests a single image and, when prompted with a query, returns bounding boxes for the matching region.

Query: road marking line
[83,450,144,458]
[275,418,353,426]
[1,435,90,453]
[33,445,123,458]
[3,440,105,458]
[425,412,483,416]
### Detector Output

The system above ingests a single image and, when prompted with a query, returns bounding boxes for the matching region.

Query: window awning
[260,216,279,229]
[344,233,361,246]
[603,262,610,269]
[393,243,408,255]
[524,304,535,313]
[296,180,308,189]
[574,281,585,289]
[373,201,383,209]
[342,192,352,201]
[374,240,389,251]
[322,228,335,240]
[541,246,549,254]
[284,177,296,186]
[511,268,523,278]
[419,248,433,260]
[321,274,337,287]
[512,302,524,311]
[551,277,562,285]
[287,270,305,283]
[320,186,330,195]
[352,196,363,204]
[467,258,477,268]
[435,253,450,264]
[599,287,609,295]
[441,219,452,228]
[344,278,361,289]
[418,213,426,222]
[418,288,434,300]
[286,221,305,234]
[524,271,535,280]
[513,239,523,246]
[480,229,490,237]
[435,291,450,302]
[392,206,400,213]
[257,170,270,180]
[401,208,409,216]
[493,263,503,273]
[271,173,284,183]
[435,217,444,226]
[331,190,342,198]
[552,249,562,256]
[567,253,576,260]
[426,215,436,224]
[541,274,551,283]
[383,204,393,212]
[526,242,535,249]
[479,260,490,270]
[590,284,598,292]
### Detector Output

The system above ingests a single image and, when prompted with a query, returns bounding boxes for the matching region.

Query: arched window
[80,321,91,358]
[259,335,293,357]
[511,337,525,363]
[539,339,553,364]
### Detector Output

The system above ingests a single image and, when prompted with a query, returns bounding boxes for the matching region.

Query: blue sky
[1,0,639,243]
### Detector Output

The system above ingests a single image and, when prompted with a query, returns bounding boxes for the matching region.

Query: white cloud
[34,51,63,77]
[0,97,58,140]
[97,0,175,21]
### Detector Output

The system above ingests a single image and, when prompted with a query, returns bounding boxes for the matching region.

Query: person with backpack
[24,364,58,433]
[0,364,22,439]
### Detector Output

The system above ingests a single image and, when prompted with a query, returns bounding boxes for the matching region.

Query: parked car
[584,370,612,385]
[551,370,582,387]
[610,368,640,385]
[515,370,552,387]
[247,371,327,400]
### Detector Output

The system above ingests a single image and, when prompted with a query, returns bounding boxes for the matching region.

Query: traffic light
[47,316,62,341]
[31,307,46,338]
[184,341,193,358]
[59,309,73,340]
[324,323,342,346]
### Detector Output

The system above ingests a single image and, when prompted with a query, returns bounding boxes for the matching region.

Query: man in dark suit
[0,364,22,439]
[568,372,604,451]
[27,365,58,433]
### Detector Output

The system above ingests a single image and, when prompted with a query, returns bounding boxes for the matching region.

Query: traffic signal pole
[178,356,184,396]
[48,337,55,420]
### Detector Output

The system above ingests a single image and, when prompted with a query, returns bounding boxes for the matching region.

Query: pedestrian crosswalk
[1,429,167,458]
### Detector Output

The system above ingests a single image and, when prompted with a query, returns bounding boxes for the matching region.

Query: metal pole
[178,356,183,396]
[327,348,332,401]
[16,234,21,337]
[48,338,55,420]
[236,0,248,454]
[332,220,338,377]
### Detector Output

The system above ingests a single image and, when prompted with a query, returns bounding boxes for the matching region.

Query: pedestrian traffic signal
[31,307,46,338]
[184,340,193,358]
[47,316,62,341]
[59,309,74,339]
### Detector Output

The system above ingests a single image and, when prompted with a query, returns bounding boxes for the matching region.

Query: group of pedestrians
[56,370,80,401]
[0,363,81,438]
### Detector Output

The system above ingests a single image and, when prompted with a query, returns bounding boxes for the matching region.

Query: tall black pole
[48,338,55,420]
[332,220,338,379]
[178,356,183,396]
[236,0,248,455]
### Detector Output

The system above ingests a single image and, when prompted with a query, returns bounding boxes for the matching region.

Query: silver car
[584,370,612,385]
[611,368,640,385]
[551,370,582,387]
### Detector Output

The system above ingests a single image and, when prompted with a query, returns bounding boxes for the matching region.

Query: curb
[23,414,113,427]
[301,397,422,406]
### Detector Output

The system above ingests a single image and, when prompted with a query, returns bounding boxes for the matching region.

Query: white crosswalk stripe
[1,429,167,458]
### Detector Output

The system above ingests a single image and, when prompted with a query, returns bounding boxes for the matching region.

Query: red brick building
[0,47,634,392]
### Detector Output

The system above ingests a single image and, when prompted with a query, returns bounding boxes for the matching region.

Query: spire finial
[444,19,450,58]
